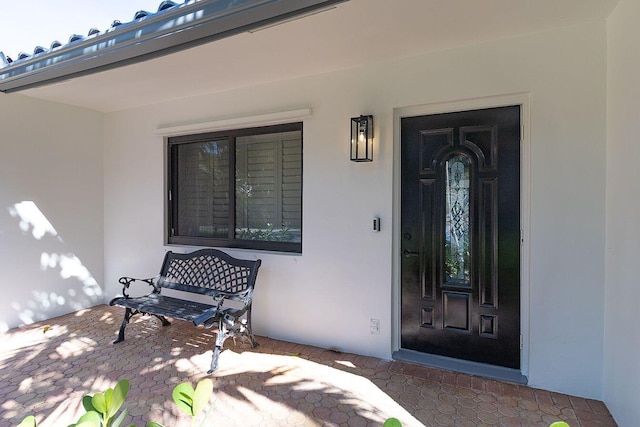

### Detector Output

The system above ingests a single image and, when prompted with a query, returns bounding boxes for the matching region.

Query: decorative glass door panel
[444,154,471,287]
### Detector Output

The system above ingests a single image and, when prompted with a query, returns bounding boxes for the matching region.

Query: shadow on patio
[0,305,616,426]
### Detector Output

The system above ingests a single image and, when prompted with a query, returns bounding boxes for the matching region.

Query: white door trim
[392,92,531,377]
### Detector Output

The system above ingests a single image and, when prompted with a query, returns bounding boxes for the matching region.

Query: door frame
[392,93,531,377]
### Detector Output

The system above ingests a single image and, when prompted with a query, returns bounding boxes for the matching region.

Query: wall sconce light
[351,115,373,162]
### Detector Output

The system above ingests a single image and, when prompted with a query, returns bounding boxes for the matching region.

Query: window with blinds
[167,122,302,252]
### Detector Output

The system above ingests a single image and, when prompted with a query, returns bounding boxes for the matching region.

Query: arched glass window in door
[444,154,471,285]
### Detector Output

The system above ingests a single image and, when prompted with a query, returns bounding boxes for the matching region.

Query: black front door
[400,106,521,369]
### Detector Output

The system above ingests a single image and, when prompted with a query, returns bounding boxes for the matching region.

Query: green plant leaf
[549,423,570,427]
[172,383,195,416]
[17,415,37,427]
[74,411,102,427]
[82,395,96,413]
[107,380,130,420]
[104,388,113,411]
[110,407,128,427]
[383,418,402,427]
[91,393,107,415]
[146,422,165,427]
[191,379,213,416]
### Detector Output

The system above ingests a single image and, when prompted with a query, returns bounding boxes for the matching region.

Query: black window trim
[167,121,303,253]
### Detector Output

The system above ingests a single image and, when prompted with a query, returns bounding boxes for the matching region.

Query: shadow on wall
[0,200,102,332]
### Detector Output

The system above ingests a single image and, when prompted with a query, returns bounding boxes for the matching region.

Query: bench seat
[111,294,216,323]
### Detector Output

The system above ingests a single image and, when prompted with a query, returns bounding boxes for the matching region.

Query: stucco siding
[0,94,104,331]
[604,0,640,425]
[103,22,607,398]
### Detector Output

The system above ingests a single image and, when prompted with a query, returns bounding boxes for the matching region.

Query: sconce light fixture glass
[350,115,373,162]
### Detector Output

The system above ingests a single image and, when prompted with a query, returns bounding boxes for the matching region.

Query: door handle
[403,249,419,257]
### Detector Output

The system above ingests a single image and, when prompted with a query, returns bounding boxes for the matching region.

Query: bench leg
[207,313,259,373]
[208,346,222,374]
[113,307,133,344]
[153,314,171,327]
[244,308,259,348]
[208,317,230,374]
[241,320,259,349]
[249,331,259,349]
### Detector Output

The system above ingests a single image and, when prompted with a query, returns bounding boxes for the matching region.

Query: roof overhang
[0,0,347,93]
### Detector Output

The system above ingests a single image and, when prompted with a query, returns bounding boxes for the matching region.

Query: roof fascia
[0,0,347,93]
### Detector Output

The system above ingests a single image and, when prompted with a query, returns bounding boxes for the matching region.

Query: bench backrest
[157,249,261,303]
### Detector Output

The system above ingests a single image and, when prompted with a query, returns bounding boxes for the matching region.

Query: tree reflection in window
[445,154,471,284]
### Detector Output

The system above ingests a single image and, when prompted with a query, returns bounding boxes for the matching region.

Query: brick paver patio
[0,305,616,426]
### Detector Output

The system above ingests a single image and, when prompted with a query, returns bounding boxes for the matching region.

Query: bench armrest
[193,306,249,328]
[193,292,232,326]
[118,276,159,298]
[193,289,252,327]
[211,288,252,305]
[193,307,220,326]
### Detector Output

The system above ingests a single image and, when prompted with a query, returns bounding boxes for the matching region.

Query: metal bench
[109,248,261,373]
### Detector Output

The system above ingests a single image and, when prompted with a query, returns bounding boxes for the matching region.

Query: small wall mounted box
[373,217,381,232]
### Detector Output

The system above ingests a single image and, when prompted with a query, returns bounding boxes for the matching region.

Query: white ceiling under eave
[17,0,618,113]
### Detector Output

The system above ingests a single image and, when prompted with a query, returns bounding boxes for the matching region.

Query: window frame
[166,122,303,253]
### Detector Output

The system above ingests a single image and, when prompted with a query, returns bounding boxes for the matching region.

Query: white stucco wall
[604,0,640,425]
[103,22,607,398]
[0,93,104,331]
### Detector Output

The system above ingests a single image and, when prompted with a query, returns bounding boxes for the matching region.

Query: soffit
[18,0,618,113]
[0,0,347,93]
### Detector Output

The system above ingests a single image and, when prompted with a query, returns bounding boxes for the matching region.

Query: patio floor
[0,305,616,427]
